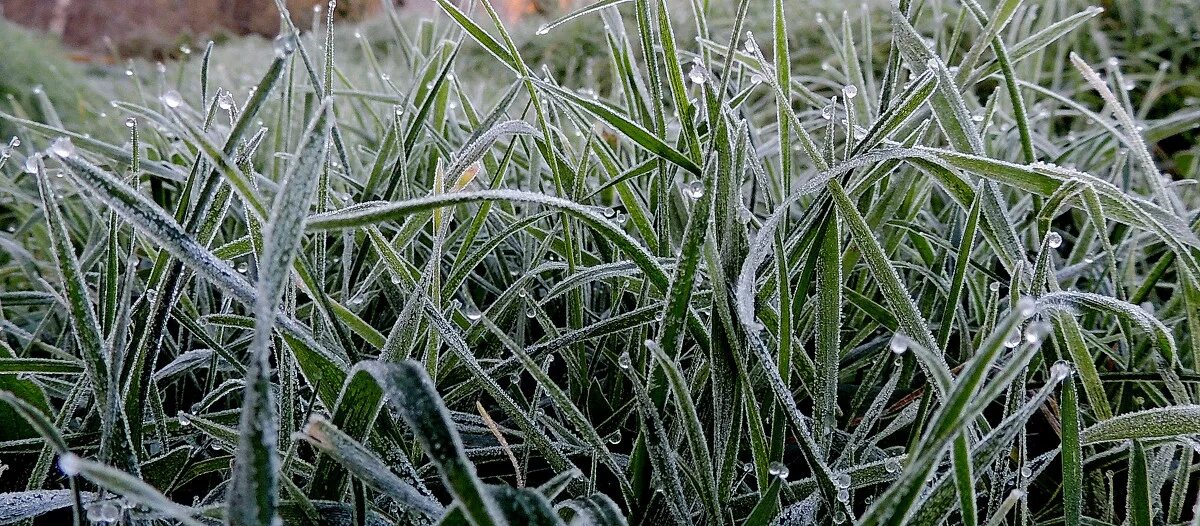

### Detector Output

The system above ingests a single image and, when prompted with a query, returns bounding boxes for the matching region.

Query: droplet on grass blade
[687,62,708,85]
[58,453,81,476]
[48,137,75,158]
[767,461,789,479]
[161,90,183,109]
[889,333,910,354]
[842,84,858,99]
[273,33,298,58]
[23,154,40,174]
[617,352,631,370]
[1017,297,1037,318]
[1047,232,1062,248]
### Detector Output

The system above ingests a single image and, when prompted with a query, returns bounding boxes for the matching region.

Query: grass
[1,0,1200,524]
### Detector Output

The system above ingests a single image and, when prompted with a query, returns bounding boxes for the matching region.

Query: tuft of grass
[2,0,1200,524]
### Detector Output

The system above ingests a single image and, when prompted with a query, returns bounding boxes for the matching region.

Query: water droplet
[884,458,900,473]
[1046,232,1062,249]
[274,33,298,58]
[23,153,41,174]
[834,510,847,523]
[180,44,192,55]
[178,411,191,426]
[1017,297,1036,318]
[617,352,632,370]
[743,32,758,54]
[685,180,705,199]
[687,62,708,85]
[607,430,622,444]
[49,137,75,158]
[525,306,537,318]
[218,90,235,110]
[602,207,617,219]
[842,84,858,99]
[350,295,365,306]
[989,282,1001,292]
[767,461,790,479]
[889,333,910,354]
[124,68,134,77]
[99,501,121,521]
[1004,329,1022,348]
[124,117,136,128]
[837,488,850,502]
[836,472,851,488]
[1050,360,1072,380]
[517,288,527,298]
[58,453,81,476]
[821,104,834,120]
[536,24,550,36]
[236,262,248,274]
[161,90,183,109]
[1020,466,1033,478]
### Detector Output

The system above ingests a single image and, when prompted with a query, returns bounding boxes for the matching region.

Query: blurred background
[0,0,567,59]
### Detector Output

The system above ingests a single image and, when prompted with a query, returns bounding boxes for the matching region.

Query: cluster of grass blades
[1,0,1200,524]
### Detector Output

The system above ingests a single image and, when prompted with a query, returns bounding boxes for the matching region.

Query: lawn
[1,0,1199,524]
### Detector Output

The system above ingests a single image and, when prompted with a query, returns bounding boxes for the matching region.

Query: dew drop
[1017,297,1036,318]
[23,153,41,174]
[837,488,850,502]
[58,453,82,476]
[161,90,183,109]
[749,73,764,85]
[767,461,790,479]
[178,411,191,426]
[1020,466,1033,478]
[687,62,708,85]
[821,104,834,120]
[464,305,483,321]
[842,84,858,99]
[273,33,298,58]
[536,24,550,36]
[218,90,235,110]
[1050,360,1073,381]
[1046,231,1062,249]
[617,351,632,370]
[607,430,622,444]
[884,458,899,473]
[836,472,851,488]
[889,333,910,354]
[989,282,1001,292]
[686,180,705,199]
[99,501,120,522]
[49,137,75,158]
[1004,329,1022,348]
[125,117,136,128]
[743,32,758,54]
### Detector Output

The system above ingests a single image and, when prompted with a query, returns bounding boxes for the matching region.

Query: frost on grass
[1,0,1198,524]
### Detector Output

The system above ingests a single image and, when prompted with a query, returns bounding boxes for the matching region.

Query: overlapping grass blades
[1,0,1198,524]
